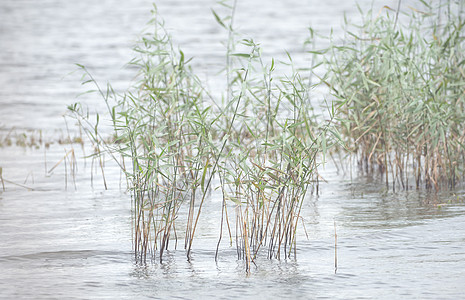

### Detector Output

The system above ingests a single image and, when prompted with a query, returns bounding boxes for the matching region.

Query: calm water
[1,0,465,299]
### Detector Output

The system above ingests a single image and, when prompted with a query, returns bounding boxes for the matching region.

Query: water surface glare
[1,0,465,299]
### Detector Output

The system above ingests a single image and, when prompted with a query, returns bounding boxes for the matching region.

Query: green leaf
[231,53,251,58]
[211,9,226,29]
[201,158,210,192]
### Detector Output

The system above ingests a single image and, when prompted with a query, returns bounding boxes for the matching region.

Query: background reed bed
[318,0,465,191]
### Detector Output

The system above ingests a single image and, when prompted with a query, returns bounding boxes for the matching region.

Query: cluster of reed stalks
[67,0,465,271]
[68,3,336,272]
[319,1,465,191]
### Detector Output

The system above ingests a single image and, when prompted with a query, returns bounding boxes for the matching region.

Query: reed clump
[319,1,465,191]
[68,3,338,271]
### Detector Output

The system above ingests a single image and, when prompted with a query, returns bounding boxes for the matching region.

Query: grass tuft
[68,2,337,271]
[318,0,465,191]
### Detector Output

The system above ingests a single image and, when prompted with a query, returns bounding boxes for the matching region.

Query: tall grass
[68,2,336,272]
[67,0,465,272]
[319,0,465,191]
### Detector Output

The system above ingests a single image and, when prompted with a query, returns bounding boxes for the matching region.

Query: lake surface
[1,0,465,299]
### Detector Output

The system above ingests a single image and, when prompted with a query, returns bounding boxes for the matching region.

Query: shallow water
[1,0,465,299]
[1,144,464,299]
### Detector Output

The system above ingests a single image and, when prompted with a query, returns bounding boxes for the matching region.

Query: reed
[68,2,338,271]
[318,0,465,191]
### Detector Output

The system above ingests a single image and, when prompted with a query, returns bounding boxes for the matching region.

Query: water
[1,0,465,299]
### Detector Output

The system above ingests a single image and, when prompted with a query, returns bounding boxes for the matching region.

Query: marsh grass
[318,0,465,191]
[0,126,84,149]
[68,2,337,271]
[0,127,82,191]
[0,128,45,148]
[46,148,78,190]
